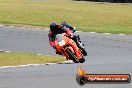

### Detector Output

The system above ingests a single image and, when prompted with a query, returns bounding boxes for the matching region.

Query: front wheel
[79,58,85,63]
[78,43,87,56]
[65,49,79,63]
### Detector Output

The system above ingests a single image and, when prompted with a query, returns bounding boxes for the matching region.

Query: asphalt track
[0,26,132,88]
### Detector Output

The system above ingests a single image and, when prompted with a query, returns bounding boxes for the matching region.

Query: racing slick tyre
[66,49,79,63]
[79,58,85,63]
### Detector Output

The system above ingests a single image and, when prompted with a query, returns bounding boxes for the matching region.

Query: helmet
[50,22,57,31]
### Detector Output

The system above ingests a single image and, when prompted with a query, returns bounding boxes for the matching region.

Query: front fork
[72,35,84,49]
[59,48,69,60]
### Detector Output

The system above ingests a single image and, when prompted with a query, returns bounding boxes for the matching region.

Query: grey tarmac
[0,26,132,88]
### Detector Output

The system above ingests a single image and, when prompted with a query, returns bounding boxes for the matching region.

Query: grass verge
[0,52,65,66]
[0,0,132,34]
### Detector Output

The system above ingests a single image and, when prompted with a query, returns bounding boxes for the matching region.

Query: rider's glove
[67,33,74,38]
[53,45,56,49]
[72,27,76,33]
[66,34,71,38]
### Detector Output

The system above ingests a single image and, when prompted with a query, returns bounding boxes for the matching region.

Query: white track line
[0,66,18,69]
[104,33,110,35]
[37,54,43,55]
[119,34,125,36]
[5,51,11,53]
[0,24,4,27]
[58,60,74,64]
[0,50,4,52]
[0,60,75,69]
[0,25,127,36]
[0,64,52,69]
[45,63,57,65]
[89,32,96,34]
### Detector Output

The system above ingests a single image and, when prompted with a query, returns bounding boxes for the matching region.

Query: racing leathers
[48,24,87,56]
[48,26,72,50]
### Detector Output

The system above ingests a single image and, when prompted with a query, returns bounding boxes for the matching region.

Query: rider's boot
[55,50,62,55]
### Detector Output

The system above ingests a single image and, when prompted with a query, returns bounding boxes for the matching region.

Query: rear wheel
[65,49,79,63]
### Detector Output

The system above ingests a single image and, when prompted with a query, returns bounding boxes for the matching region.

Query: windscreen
[56,34,63,42]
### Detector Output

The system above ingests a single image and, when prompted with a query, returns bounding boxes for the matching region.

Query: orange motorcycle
[55,33,85,63]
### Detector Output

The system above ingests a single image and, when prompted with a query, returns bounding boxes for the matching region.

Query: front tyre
[79,58,85,63]
[65,49,79,63]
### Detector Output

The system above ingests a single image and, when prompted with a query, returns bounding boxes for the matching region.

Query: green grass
[0,0,132,34]
[0,52,65,66]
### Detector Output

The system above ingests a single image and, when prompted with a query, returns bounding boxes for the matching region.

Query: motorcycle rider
[48,21,87,56]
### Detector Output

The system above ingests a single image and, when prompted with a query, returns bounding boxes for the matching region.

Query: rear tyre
[65,49,79,63]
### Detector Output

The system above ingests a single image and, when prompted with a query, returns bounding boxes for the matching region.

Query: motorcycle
[55,33,85,63]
